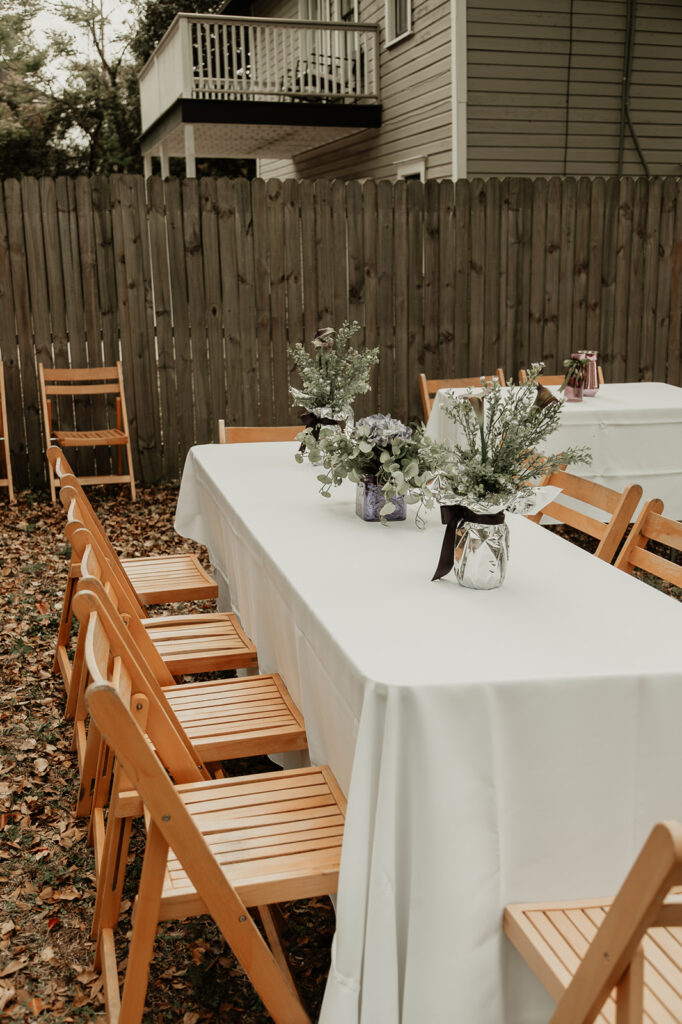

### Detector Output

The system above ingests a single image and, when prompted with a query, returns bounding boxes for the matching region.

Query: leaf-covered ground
[0,486,335,1023]
[0,487,678,1022]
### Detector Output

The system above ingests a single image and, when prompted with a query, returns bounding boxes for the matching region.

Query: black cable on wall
[562,0,575,175]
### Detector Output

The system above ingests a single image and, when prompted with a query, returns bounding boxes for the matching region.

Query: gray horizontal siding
[258,0,453,180]
[467,0,682,177]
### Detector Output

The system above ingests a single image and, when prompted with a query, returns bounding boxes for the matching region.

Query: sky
[32,1,137,84]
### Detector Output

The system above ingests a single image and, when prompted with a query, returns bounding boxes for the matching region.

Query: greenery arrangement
[298,413,455,524]
[561,355,589,391]
[289,321,380,421]
[439,363,591,512]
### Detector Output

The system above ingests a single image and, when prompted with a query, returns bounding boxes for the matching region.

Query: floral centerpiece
[433,364,591,588]
[289,321,380,441]
[561,354,590,402]
[298,413,455,524]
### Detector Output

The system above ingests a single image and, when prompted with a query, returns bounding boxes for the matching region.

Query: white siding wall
[467,0,682,177]
[257,0,453,179]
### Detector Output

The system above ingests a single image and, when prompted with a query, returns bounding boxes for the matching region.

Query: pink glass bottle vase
[578,350,600,397]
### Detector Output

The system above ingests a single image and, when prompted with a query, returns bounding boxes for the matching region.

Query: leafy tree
[130,0,223,65]
[0,2,62,176]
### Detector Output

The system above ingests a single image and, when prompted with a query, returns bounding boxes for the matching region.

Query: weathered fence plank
[0,173,680,491]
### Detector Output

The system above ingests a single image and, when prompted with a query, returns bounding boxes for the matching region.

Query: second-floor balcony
[139,14,382,167]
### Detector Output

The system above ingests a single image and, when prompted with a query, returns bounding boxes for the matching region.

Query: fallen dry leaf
[0,983,15,1010]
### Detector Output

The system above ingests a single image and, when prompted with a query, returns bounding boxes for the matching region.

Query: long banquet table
[176,442,682,1024]
[426,381,682,519]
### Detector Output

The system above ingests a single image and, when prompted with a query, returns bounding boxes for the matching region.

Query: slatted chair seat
[141,611,258,675]
[419,369,506,422]
[164,674,307,762]
[528,469,642,563]
[114,767,346,919]
[120,551,216,604]
[40,362,136,501]
[54,427,129,446]
[505,822,682,1024]
[506,896,682,1024]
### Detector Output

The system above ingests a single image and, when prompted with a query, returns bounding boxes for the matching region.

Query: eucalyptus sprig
[440,363,591,508]
[299,413,456,524]
[289,321,379,417]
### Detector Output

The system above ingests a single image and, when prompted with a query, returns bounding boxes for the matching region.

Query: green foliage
[299,414,456,524]
[441,363,591,507]
[289,322,380,417]
[0,2,60,177]
[130,0,222,65]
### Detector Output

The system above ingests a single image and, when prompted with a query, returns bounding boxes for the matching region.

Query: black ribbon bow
[432,505,506,581]
[299,411,345,450]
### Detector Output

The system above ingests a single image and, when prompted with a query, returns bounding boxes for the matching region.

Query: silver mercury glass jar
[453,516,510,589]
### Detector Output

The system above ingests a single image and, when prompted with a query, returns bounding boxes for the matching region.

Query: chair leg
[53,571,77,679]
[257,905,301,1000]
[125,441,136,501]
[615,943,644,1024]
[92,808,133,939]
[47,457,57,504]
[115,823,168,1024]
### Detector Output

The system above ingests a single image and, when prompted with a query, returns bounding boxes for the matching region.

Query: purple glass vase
[578,350,600,396]
[355,477,406,521]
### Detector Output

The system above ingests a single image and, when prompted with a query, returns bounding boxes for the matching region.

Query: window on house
[302,0,358,19]
[386,0,411,44]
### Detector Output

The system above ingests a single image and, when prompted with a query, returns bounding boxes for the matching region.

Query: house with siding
[139,0,682,181]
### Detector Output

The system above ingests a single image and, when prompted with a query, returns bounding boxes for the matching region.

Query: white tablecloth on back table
[175,443,682,1024]
[426,381,682,518]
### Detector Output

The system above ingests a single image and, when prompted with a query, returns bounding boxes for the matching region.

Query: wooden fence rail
[0,173,680,490]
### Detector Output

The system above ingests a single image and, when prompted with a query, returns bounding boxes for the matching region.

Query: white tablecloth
[426,381,682,518]
[175,443,682,1024]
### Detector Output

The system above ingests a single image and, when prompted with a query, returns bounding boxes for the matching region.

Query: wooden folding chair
[0,362,14,503]
[615,498,682,589]
[77,585,345,1024]
[505,821,682,1024]
[48,447,218,686]
[218,422,302,443]
[519,367,605,386]
[71,574,307,955]
[418,369,506,422]
[527,470,642,563]
[58,491,257,712]
[39,362,136,503]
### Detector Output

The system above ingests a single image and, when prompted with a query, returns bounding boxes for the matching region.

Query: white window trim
[397,158,426,182]
[384,0,412,47]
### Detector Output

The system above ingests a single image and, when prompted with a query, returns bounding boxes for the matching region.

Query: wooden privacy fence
[1,173,681,490]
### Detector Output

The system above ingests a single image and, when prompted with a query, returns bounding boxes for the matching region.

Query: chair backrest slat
[218,422,301,444]
[418,370,506,421]
[615,498,682,587]
[43,383,122,396]
[42,366,121,382]
[529,471,642,563]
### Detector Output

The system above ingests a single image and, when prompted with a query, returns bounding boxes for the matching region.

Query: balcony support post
[160,142,170,179]
[184,124,197,178]
[143,153,152,180]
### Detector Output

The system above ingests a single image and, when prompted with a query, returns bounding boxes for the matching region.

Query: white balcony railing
[139,14,381,133]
